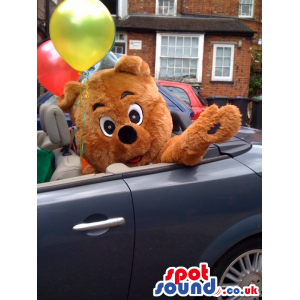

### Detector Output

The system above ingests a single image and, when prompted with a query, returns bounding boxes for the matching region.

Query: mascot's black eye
[128,104,143,125]
[104,121,115,134]
[100,116,116,137]
[129,110,140,124]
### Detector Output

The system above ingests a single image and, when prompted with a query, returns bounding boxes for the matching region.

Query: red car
[156,81,207,120]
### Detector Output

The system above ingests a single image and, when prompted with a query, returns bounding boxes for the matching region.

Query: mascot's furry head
[57,56,241,174]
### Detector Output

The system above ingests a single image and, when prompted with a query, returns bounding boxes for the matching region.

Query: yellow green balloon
[50,0,115,71]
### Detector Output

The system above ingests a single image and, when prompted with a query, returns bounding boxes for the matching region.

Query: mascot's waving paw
[57,56,241,174]
[156,104,241,166]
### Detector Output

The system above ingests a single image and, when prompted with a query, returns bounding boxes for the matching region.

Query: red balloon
[37,40,80,96]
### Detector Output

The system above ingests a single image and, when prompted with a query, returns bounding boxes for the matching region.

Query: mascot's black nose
[118,125,137,144]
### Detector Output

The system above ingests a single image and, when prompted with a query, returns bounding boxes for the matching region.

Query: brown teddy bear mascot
[57,56,241,175]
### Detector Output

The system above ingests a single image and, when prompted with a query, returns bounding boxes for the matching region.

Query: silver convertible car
[37,105,262,300]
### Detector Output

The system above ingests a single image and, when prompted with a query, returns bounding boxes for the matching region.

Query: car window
[159,86,193,111]
[163,86,191,106]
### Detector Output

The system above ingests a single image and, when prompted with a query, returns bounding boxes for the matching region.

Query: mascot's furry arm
[154,104,241,166]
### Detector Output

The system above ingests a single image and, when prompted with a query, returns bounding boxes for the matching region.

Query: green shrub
[248,49,262,98]
[249,73,262,98]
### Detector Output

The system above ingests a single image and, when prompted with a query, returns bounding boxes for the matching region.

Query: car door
[37,179,134,300]
[124,158,262,299]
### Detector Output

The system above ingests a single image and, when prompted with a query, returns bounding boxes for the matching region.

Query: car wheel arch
[197,214,262,270]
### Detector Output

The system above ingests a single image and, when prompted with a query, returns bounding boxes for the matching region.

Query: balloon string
[79,70,89,160]
[80,103,87,160]
[78,75,83,157]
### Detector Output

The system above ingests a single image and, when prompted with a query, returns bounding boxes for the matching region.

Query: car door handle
[73,217,125,232]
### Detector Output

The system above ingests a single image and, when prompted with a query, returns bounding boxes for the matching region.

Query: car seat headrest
[170,111,192,133]
[39,104,48,132]
[44,105,71,146]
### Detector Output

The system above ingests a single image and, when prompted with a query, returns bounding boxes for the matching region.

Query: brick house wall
[176,0,238,16]
[242,20,262,44]
[124,32,252,98]
[179,0,262,43]
[128,0,261,19]
[128,0,155,14]
[178,0,261,19]
[124,0,261,98]
[202,36,252,98]
[127,32,157,75]
[128,0,262,43]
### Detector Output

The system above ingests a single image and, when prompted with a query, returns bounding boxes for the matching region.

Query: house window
[113,44,125,54]
[212,44,235,81]
[111,33,127,55]
[239,0,254,18]
[156,0,177,16]
[155,33,204,82]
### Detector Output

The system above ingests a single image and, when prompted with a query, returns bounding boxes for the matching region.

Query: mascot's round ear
[57,81,82,112]
[114,56,150,76]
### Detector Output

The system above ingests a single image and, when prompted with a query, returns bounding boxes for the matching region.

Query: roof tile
[114,15,254,35]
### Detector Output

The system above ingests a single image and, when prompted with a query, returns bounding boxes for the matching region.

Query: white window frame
[239,0,254,18]
[156,0,177,16]
[155,33,204,83]
[211,44,235,81]
[112,32,127,55]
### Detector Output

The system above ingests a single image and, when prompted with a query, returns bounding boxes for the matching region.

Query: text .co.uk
[153,263,259,297]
